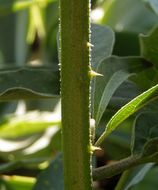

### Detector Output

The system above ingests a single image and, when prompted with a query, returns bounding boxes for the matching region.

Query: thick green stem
[59,0,92,190]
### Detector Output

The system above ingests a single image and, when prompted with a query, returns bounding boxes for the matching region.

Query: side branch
[93,155,144,181]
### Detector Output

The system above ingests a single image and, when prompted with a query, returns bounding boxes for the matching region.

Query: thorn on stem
[89,145,102,154]
[87,42,94,47]
[89,69,103,79]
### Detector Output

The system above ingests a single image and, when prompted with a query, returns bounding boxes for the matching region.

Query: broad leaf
[91,24,114,69]
[1,175,35,190]
[113,32,140,56]
[93,56,148,126]
[109,80,141,110]
[116,164,154,190]
[142,138,158,159]
[0,0,56,14]
[132,112,158,160]
[144,0,158,15]
[0,111,60,138]
[95,70,133,126]
[140,27,158,68]
[0,157,47,173]
[131,165,158,190]
[0,67,59,101]
[0,130,61,161]
[101,0,158,34]
[0,137,38,152]
[0,0,32,14]
[132,112,158,156]
[140,99,158,112]
[131,67,157,91]
[33,154,64,190]
[0,14,15,63]
[95,83,158,146]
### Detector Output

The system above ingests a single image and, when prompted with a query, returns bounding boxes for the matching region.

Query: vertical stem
[59,0,92,190]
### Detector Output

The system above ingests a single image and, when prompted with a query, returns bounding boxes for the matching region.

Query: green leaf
[125,164,153,189]
[132,112,158,160]
[113,32,140,56]
[143,0,158,15]
[27,1,46,43]
[132,112,158,156]
[91,24,114,69]
[142,138,158,158]
[141,99,158,112]
[0,130,61,161]
[140,27,158,68]
[131,166,158,190]
[0,67,59,101]
[115,164,154,190]
[33,154,64,190]
[93,56,147,126]
[1,175,35,190]
[95,83,158,146]
[101,0,158,34]
[101,130,131,160]
[109,80,141,110]
[0,0,56,14]
[131,67,157,91]
[0,137,38,153]
[95,70,132,126]
[0,157,47,173]
[0,111,60,138]
[0,14,16,63]
[0,0,32,14]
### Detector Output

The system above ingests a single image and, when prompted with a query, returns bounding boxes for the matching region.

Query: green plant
[59,0,91,189]
[1,0,158,189]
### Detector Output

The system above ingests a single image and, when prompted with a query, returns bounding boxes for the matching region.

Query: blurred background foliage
[0,0,158,189]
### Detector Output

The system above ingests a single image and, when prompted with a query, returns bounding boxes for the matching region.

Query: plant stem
[93,155,143,181]
[59,0,92,189]
[114,170,132,190]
